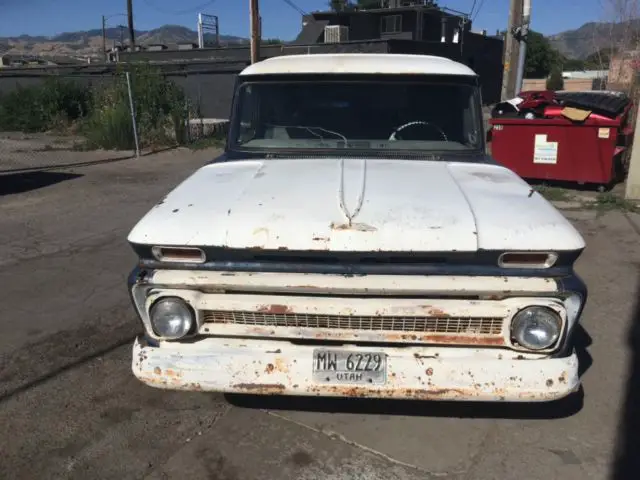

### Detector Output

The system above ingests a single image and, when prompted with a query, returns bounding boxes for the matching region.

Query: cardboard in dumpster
[561,106,592,122]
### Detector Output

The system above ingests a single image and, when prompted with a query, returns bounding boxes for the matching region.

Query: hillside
[548,19,640,59]
[2,19,638,62]
[0,25,247,60]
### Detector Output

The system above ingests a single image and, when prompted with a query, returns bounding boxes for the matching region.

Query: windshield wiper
[264,124,348,145]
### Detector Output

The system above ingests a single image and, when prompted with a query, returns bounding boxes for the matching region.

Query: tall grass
[0,78,90,132]
[0,63,189,150]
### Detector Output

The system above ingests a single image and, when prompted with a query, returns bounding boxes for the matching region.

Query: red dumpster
[489,95,634,188]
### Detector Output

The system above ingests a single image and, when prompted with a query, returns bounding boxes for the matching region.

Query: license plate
[312,349,387,385]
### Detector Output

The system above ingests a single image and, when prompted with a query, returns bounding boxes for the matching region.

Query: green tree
[524,30,560,78]
[562,57,586,71]
[584,47,617,69]
[328,0,353,10]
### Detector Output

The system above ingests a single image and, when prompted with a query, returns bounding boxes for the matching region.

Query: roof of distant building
[239,53,477,77]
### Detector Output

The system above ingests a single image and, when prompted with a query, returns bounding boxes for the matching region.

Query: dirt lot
[1,135,640,480]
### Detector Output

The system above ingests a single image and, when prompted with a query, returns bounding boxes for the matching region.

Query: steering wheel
[388,121,448,142]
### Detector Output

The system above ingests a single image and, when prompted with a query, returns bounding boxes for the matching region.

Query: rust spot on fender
[426,368,434,376]
[265,363,275,374]
[312,236,330,242]
[257,304,293,314]
[274,357,289,373]
[330,222,377,232]
[165,369,182,378]
[153,367,162,375]
[558,371,568,384]
[233,383,286,393]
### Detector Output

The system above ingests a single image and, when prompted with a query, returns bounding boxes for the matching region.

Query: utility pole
[625,111,640,200]
[501,0,523,100]
[127,0,136,50]
[250,0,261,63]
[514,0,531,96]
[102,15,107,62]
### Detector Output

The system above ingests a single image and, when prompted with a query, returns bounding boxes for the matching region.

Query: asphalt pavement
[1,145,640,480]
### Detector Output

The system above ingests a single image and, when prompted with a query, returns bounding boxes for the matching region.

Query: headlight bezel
[510,305,564,352]
[148,296,196,340]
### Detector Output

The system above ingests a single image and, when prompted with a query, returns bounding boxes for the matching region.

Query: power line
[472,0,486,21]
[280,0,308,17]
[469,0,478,17]
[142,0,218,16]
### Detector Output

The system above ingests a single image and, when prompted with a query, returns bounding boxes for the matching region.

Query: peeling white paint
[149,270,559,295]
[128,159,585,252]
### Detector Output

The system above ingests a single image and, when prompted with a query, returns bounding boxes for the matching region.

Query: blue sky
[0,0,608,40]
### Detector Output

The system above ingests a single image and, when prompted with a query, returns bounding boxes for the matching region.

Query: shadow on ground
[0,155,133,174]
[0,171,83,196]
[226,325,593,421]
[611,269,640,480]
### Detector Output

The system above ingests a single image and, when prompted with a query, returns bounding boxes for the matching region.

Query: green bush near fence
[0,63,189,150]
[0,77,91,132]
[84,64,188,150]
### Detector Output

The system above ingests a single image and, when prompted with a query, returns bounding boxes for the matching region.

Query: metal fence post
[125,71,140,158]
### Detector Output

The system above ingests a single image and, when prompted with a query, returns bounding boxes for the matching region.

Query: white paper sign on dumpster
[533,134,558,164]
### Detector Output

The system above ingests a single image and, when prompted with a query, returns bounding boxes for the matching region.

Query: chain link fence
[0,65,231,172]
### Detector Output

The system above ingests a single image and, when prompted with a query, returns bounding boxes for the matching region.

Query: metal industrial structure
[197,13,220,49]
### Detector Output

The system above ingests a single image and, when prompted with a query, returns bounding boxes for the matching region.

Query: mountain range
[0,20,635,61]
[0,25,248,59]
[547,19,640,59]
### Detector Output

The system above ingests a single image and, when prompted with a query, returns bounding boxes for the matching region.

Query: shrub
[546,68,564,91]
[0,64,189,151]
[83,64,188,150]
[0,78,90,132]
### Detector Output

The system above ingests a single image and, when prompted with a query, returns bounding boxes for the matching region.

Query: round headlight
[511,306,562,351]
[149,297,194,339]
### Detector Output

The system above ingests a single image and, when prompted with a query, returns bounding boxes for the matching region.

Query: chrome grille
[202,310,503,335]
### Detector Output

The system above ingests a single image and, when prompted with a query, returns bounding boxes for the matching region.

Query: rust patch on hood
[330,222,377,232]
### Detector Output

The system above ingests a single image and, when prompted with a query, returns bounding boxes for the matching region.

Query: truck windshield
[229,76,483,154]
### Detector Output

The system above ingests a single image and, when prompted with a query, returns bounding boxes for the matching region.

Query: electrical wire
[280,0,309,17]
[142,0,218,16]
[472,0,486,21]
[469,0,478,18]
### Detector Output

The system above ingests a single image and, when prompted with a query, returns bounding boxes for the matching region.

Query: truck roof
[239,53,477,77]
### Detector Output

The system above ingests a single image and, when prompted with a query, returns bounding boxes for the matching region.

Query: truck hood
[127,158,585,252]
